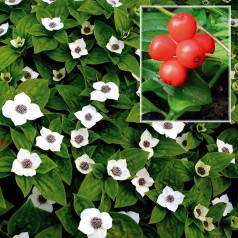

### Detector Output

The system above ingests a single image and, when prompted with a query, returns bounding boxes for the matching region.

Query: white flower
[106,36,124,54]
[152,122,185,140]
[11,149,42,177]
[107,159,131,181]
[216,139,235,163]
[156,186,185,212]
[212,194,233,216]
[194,204,209,221]
[138,129,159,159]
[2,92,43,126]
[78,208,112,238]
[53,67,65,82]
[42,0,55,4]
[75,154,95,174]
[136,86,140,97]
[28,186,55,212]
[5,0,22,5]
[132,73,140,81]
[119,211,140,224]
[195,160,211,177]
[90,81,119,102]
[74,105,103,129]
[231,18,238,27]
[10,36,25,48]
[0,22,9,36]
[203,217,215,231]
[13,232,29,238]
[176,132,189,151]
[1,72,12,82]
[36,127,64,152]
[131,168,154,197]
[223,0,231,3]
[21,66,39,82]
[71,128,89,148]
[202,0,209,4]
[135,49,141,57]
[41,17,64,31]
[106,0,122,7]
[81,21,94,35]
[69,38,88,59]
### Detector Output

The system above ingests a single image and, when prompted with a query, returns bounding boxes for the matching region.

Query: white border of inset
[140,5,231,123]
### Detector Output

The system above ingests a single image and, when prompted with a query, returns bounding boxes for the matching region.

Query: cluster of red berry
[148,13,215,87]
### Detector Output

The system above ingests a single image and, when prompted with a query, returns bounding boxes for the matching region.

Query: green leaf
[34,54,53,81]
[55,204,78,236]
[126,103,140,123]
[0,200,14,217]
[46,0,69,19]
[173,160,194,182]
[45,44,71,62]
[49,117,62,133]
[105,177,119,200]
[10,128,32,151]
[62,116,76,134]
[10,9,29,26]
[118,55,140,76]
[149,205,167,224]
[54,31,68,44]
[73,194,95,216]
[15,176,33,197]
[29,24,51,37]
[109,94,133,109]
[0,127,12,152]
[17,79,50,108]
[77,0,104,15]
[114,8,130,35]
[185,219,205,238]
[35,225,62,238]
[98,192,111,212]
[91,163,106,178]
[0,156,15,173]
[33,170,66,206]
[0,187,6,209]
[7,200,40,236]
[20,123,37,144]
[32,36,58,54]
[0,46,20,71]
[37,154,58,174]
[207,203,227,223]
[211,177,231,197]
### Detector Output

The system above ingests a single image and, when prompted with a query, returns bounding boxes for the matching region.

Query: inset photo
[141,6,230,122]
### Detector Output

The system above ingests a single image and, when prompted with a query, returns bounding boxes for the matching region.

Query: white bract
[119,211,140,224]
[90,81,119,102]
[2,92,43,126]
[28,186,55,212]
[71,128,89,148]
[42,0,55,4]
[136,85,140,97]
[157,186,185,212]
[0,22,9,36]
[216,139,235,164]
[139,129,159,159]
[106,36,124,54]
[212,194,233,216]
[1,72,12,82]
[21,66,39,82]
[195,160,211,177]
[69,38,88,59]
[36,127,64,152]
[41,17,64,31]
[74,105,103,129]
[5,0,22,5]
[53,67,65,82]
[231,18,238,27]
[78,208,112,238]
[132,73,140,81]
[13,232,29,238]
[107,159,131,181]
[231,70,235,79]
[106,0,122,7]
[135,49,141,57]
[11,149,42,177]
[176,132,189,151]
[152,122,185,140]
[203,217,215,231]
[10,36,25,48]
[194,204,209,221]
[81,21,94,35]
[75,154,95,174]
[131,167,154,197]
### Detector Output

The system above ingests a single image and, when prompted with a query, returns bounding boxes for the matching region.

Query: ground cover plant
[0,0,238,238]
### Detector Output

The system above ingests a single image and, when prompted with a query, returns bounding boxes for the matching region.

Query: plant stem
[208,65,227,88]
[165,110,175,120]
[156,7,230,54]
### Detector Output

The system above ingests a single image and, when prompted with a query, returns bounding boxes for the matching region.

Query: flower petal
[90,90,107,102]
[11,159,24,176]
[14,92,31,106]
[25,103,43,120]
[17,149,31,162]
[39,203,53,213]
[36,136,50,151]
[2,100,15,118]
[100,212,113,229]
[10,111,27,126]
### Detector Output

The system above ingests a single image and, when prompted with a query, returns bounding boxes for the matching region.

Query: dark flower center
[49,22,57,28]
[38,195,47,204]
[9,0,15,2]
[57,73,63,79]
[75,135,84,144]
[0,28,4,34]
[222,147,230,153]
[163,122,173,129]
[111,166,122,176]
[101,85,111,93]
[138,178,146,186]
[46,134,56,143]
[22,159,32,168]
[231,21,235,25]
[143,140,150,147]
[197,167,205,175]
[24,72,32,80]
[91,217,102,229]
[80,162,89,171]
[4,77,11,82]
[112,44,119,50]
[15,104,27,114]
[84,27,91,33]
[204,221,208,227]
[85,113,92,121]
[166,195,175,203]
[75,47,81,53]
[196,209,201,216]
[182,140,187,146]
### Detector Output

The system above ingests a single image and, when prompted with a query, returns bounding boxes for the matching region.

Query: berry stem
[156,7,230,54]
[208,65,227,88]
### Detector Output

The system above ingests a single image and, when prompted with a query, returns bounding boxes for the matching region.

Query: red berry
[148,35,176,61]
[168,13,197,43]
[176,40,205,69]
[159,59,187,87]
[193,33,215,54]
